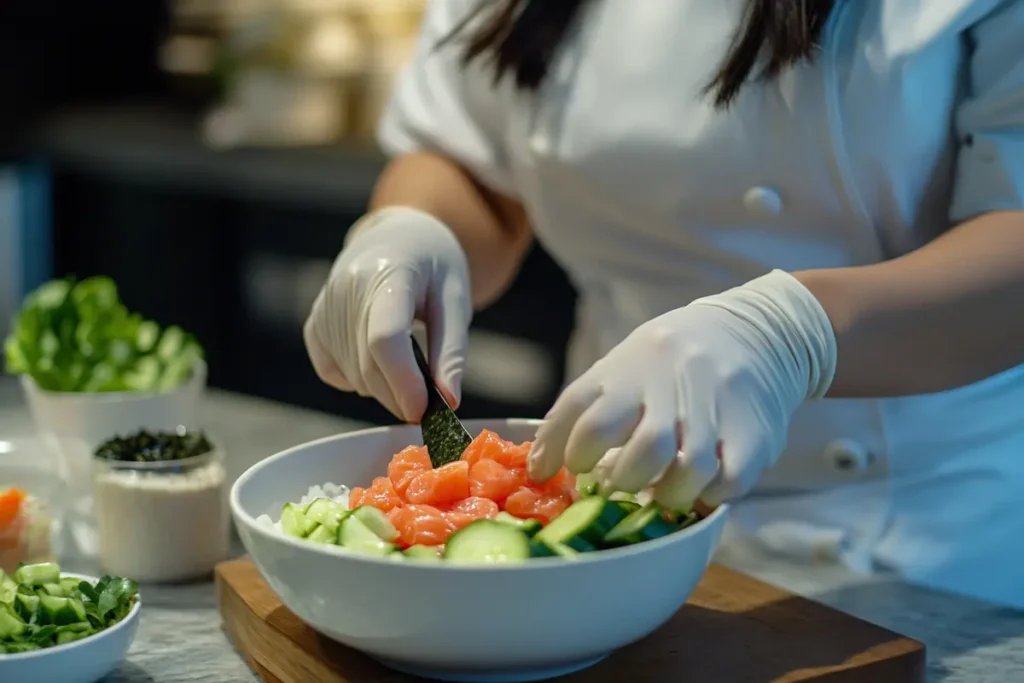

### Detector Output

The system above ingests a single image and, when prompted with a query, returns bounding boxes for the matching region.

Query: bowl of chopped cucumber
[232,418,727,683]
[0,562,141,683]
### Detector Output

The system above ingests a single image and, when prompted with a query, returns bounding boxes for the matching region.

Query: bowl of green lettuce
[5,276,207,553]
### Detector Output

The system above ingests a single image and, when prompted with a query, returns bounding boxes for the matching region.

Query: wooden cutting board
[216,558,925,683]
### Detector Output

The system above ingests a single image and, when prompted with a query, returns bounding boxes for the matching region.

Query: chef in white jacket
[304,0,1024,608]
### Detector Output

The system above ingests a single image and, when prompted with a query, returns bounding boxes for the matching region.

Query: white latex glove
[303,206,472,422]
[527,270,837,509]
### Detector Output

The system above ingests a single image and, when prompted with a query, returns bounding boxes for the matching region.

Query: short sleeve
[949,0,1024,223]
[376,0,519,197]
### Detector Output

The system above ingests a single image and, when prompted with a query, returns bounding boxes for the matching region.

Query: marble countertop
[1,379,1022,682]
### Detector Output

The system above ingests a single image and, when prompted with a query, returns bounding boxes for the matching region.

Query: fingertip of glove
[525,443,553,483]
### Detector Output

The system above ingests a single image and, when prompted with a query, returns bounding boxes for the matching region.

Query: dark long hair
[449,0,836,108]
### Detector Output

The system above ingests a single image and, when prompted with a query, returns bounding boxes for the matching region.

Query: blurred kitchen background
[0,0,577,425]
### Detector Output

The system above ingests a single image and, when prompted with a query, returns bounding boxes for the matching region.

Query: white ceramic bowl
[232,418,728,683]
[21,362,207,557]
[0,573,142,683]
[22,360,208,493]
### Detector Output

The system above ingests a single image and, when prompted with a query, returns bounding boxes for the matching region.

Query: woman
[304,0,1024,608]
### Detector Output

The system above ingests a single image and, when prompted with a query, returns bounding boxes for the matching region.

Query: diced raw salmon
[503,486,572,524]
[0,488,26,529]
[533,466,577,498]
[404,461,471,506]
[348,487,365,508]
[468,459,522,503]
[459,429,510,466]
[357,477,404,513]
[389,504,456,547]
[388,445,432,498]
[499,442,531,469]
[444,497,500,530]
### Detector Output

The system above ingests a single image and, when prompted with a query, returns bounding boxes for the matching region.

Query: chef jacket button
[743,186,783,217]
[822,438,873,473]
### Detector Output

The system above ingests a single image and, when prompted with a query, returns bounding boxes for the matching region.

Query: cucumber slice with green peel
[0,605,27,640]
[444,520,532,564]
[351,506,400,543]
[39,582,65,597]
[303,498,350,531]
[603,502,679,546]
[58,577,82,596]
[493,511,542,537]
[280,503,318,538]
[306,524,336,544]
[404,545,443,561]
[0,571,17,604]
[14,593,39,621]
[661,507,700,526]
[56,630,90,645]
[338,515,398,556]
[14,562,61,587]
[608,491,639,504]
[677,510,701,529]
[38,594,86,626]
[613,500,641,515]
[534,496,629,548]
[529,538,583,558]
[4,642,40,653]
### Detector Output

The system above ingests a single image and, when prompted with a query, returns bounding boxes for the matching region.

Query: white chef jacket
[377,0,1024,608]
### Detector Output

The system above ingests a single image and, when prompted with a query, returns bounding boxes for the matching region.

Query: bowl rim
[0,572,142,663]
[231,418,729,573]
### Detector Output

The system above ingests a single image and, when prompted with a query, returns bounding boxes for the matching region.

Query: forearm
[369,152,533,309]
[795,210,1024,397]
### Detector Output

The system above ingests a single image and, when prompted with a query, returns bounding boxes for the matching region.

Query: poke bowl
[231,418,728,683]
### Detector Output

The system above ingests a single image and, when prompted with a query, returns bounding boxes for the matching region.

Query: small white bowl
[0,573,142,683]
[21,360,208,496]
[232,418,727,683]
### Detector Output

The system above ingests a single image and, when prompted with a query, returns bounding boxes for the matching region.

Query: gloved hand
[303,206,472,422]
[527,270,837,509]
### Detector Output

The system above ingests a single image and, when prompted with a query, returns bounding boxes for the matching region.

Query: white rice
[255,482,351,531]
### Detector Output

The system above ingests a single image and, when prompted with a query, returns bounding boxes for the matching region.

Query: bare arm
[368,152,533,310]
[796,210,1024,397]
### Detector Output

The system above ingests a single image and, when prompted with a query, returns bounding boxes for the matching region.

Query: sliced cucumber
[404,545,442,561]
[0,604,26,639]
[351,506,400,543]
[534,496,628,548]
[603,502,678,546]
[306,524,336,544]
[529,538,584,558]
[56,631,90,645]
[39,582,65,597]
[493,511,542,537]
[613,500,641,515]
[13,593,39,622]
[303,498,350,531]
[608,491,639,504]
[338,515,397,556]
[444,520,532,564]
[677,510,700,529]
[0,571,18,604]
[14,562,60,587]
[58,577,82,596]
[280,503,318,538]
[38,594,86,626]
